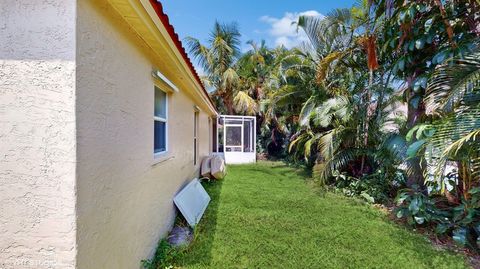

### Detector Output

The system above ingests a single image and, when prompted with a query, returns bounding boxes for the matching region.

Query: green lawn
[176,162,467,268]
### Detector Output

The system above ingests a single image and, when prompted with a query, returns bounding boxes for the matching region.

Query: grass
[174,161,468,268]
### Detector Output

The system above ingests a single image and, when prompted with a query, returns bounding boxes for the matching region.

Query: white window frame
[193,110,199,165]
[154,87,168,158]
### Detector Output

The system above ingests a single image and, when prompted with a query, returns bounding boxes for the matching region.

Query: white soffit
[173,178,210,227]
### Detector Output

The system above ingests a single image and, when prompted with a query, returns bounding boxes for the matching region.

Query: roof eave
[147,0,218,115]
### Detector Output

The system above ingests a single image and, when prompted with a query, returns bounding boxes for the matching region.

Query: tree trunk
[406,93,426,190]
[433,0,456,48]
[223,91,235,115]
[360,69,374,174]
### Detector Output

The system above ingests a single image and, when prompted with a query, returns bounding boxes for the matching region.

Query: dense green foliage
[172,162,466,268]
[188,0,480,254]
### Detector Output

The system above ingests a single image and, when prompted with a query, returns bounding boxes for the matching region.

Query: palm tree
[260,46,320,157]
[185,21,249,114]
[233,40,274,115]
[288,5,404,184]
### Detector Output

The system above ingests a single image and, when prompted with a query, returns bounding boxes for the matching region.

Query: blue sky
[161,0,356,52]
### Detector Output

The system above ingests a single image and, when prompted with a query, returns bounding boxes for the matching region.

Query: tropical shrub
[396,186,480,253]
[395,186,449,227]
[396,44,480,252]
[331,169,405,204]
[373,0,479,189]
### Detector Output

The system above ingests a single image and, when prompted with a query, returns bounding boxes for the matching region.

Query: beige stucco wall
[0,1,77,268]
[76,1,212,268]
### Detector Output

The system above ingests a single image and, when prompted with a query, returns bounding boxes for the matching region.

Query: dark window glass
[154,121,166,153]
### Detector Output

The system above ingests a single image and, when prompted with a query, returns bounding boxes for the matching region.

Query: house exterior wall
[0,1,77,268]
[76,1,213,268]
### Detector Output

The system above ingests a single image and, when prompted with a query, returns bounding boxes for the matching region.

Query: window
[193,111,199,165]
[212,117,217,152]
[154,87,167,156]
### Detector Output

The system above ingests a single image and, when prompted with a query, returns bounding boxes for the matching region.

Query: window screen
[154,87,167,154]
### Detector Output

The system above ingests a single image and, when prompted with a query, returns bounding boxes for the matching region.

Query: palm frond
[316,149,361,182]
[222,68,239,89]
[298,8,354,53]
[317,127,345,160]
[184,36,213,72]
[288,132,312,157]
[408,106,480,191]
[312,96,351,127]
[316,51,346,83]
[233,91,258,115]
[299,96,316,126]
[426,48,480,114]
[443,129,480,157]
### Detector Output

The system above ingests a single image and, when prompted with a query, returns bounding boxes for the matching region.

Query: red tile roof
[148,0,216,112]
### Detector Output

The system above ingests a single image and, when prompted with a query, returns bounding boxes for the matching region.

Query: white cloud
[260,10,324,48]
